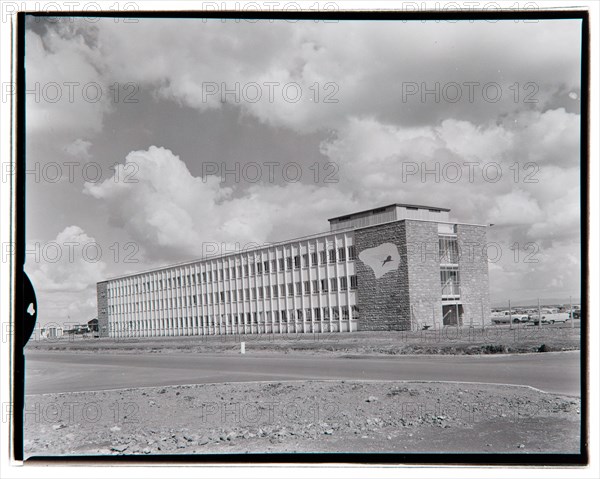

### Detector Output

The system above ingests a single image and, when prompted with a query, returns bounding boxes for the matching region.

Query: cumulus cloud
[28,18,581,135]
[64,138,93,160]
[83,146,354,261]
[487,239,580,303]
[26,225,107,292]
[25,226,107,327]
[321,110,579,222]
[25,25,112,141]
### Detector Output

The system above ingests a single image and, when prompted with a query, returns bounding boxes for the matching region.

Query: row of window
[106,276,359,314]
[104,246,357,298]
[110,305,360,332]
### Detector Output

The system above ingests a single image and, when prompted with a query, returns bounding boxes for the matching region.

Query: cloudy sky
[24,16,582,328]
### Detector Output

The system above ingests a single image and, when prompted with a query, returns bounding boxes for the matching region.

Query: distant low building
[40,326,63,339]
[88,318,99,333]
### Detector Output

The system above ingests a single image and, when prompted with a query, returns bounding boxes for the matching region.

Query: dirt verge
[24,380,580,457]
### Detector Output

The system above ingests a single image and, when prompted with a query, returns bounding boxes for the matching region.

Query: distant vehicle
[491,314,529,324]
[530,312,571,325]
[512,314,530,323]
[568,310,582,319]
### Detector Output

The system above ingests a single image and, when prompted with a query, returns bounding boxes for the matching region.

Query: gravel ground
[24,380,580,457]
[26,325,580,356]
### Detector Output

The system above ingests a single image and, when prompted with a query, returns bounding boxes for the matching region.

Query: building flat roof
[328,203,451,222]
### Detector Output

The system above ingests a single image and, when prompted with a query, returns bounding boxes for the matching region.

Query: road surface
[24,350,580,396]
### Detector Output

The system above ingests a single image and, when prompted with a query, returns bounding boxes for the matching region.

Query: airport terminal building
[96,204,490,338]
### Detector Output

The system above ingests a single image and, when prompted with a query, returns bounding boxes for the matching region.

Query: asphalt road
[24,350,580,396]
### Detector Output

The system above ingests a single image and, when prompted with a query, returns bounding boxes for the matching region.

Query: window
[320,251,327,264]
[294,255,300,269]
[441,267,460,296]
[313,308,321,320]
[328,249,336,263]
[295,282,301,295]
[311,252,318,265]
[279,258,285,271]
[305,309,312,321]
[338,247,346,262]
[439,236,459,264]
[288,283,294,296]
[302,254,308,267]
[250,263,255,275]
[264,261,269,273]
[286,257,293,270]
[239,289,243,301]
[238,265,243,277]
[251,288,256,300]
[340,276,348,291]
[273,285,278,298]
[257,262,262,274]
[231,267,236,279]
[322,307,330,320]
[281,310,287,322]
[304,281,310,294]
[244,265,249,277]
[342,306,349,320]
[227,291,231,302]
[271,259,277,271]
[259,287,264,299]
[225,269,230,280]
[220,291,225,303]
[232,290,237,301]
[312,280,319,293]
[296,309,303,320]
[350,275,358,290]
[330,278,338,292]
[280,285,286,297]
[265,286,271,299]
[245,288,250,300]
[321,279,328,292]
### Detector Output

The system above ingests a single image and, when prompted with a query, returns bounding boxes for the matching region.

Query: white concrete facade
[100,229,359,338]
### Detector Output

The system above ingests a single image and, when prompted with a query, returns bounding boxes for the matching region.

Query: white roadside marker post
[570,296,574,330]
[241,341,245,354]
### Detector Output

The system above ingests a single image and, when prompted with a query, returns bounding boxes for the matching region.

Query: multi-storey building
[96,204,490,338]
